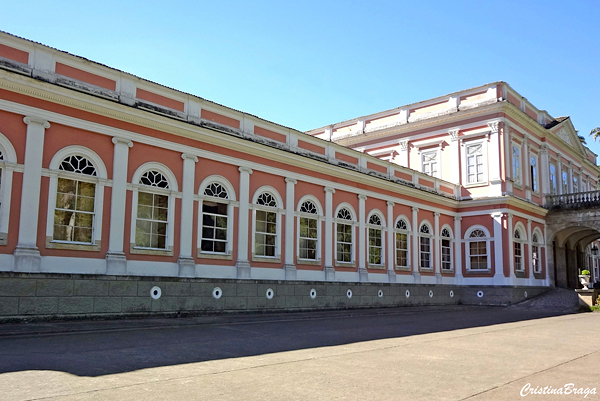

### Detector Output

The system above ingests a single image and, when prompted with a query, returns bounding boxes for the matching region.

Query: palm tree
[591,127,600,141]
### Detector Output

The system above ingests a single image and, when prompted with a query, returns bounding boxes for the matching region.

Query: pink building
[0,32,598,318]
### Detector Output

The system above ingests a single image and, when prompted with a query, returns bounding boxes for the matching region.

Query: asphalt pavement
[0,305,598,400]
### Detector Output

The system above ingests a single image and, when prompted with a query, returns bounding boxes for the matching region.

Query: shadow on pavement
[0,306,575,377]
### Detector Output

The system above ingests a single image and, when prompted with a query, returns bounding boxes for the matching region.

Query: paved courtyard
[0,306,598,400]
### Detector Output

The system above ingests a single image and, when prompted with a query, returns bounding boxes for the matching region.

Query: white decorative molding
[449,129,459,141]
[557,128,572,145]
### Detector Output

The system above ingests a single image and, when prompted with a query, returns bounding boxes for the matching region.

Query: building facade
[0,32,598,317]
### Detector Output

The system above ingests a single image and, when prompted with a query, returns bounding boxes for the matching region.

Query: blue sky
[2,0,600,156]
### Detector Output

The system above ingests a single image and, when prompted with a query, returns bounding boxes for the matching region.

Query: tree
[591,127,600,141]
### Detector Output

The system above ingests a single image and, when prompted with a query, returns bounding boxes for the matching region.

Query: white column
[454,216,462,284]
[106,137,133,275]
[14,116,50,272]
[412,206,420,283]
[284,178,297,280]
[236,166,253,278]
[491,212,505,284]
[434,212,441,282]
[387,201,396,283]
[540,144,550,196]
[324,187,335,280]
[358,194,368,281]
[178,153,198,277]
[567,163,573,193]
[398,140,409,168]
[504,123,513,195]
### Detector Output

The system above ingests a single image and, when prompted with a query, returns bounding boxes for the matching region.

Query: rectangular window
[421,151,438,177]
[441,238,452,270]
[136,191,168,249]
[573,175,579,193]
[368,228,382,265]
[420,236,431,269]
[54,178,95,243]
[336,223,352,262]
[549,164,557,195]
[469,241,488,270]
[395,232,408,268]
[512,146,521,186]
[201,201,228,253]
[255,210,277,257]
[562,171,569,194]
[530,155,538,193]
[466,143,484,184]
[299,216,318,260]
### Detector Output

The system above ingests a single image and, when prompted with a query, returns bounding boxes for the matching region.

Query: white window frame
[573,173,579,193]
[440,225,453,272]
[251,186,283,261]
[46,146,107,250]
[531,229,543,274]
[394,215,411,270]
[367,210,385,267]
[512,143,522,187]
[530,152,539,194]
[420,149,440,178]
[419,221,433,270]
[197,175,236,259]
[464,225,491,271]
[0,132,17,246]
[334,203,356,266]
[462,139,487,186]
[513,223,526,272]
[130,162,178,254]
[561,170,569,194]
[296,195,323,263]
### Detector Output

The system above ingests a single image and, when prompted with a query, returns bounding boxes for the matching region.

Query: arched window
[466,226,490,271]
[254,190,280,258]
[394,217,410,269]
[532,231,542,274]
[335,207,354,263]
[201,182,229,254]
[367,213,384,266]
[441,227,453,271]
[136,170,170,249]
[298,199,320,261]
[514,228,525,272]
[53,155,98,243]
[419,222,432,269]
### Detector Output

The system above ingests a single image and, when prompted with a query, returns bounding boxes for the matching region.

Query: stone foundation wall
[0,272,549,321]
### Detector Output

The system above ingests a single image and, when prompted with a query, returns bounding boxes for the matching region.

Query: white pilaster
[358,194,368,281]
[449,130,460,185]
[540,144,550,196]
[434,212,441,283]
[491,212,505,284]
[284,177,297,280]
[527,219,533,286]
[523,137,531,200]
[324,187,335,281]
[387,201,396,283]
[454,216,462,284]
[236,166,253,278]
[178,153,198,277]
[557,155,563,195]
[487,122,502,196]
[14,116,50,272]
[106,137,133,275]
[568,163,573,193]
[398,140,409,168]
[412,207,420,283]
[507,213,515,284]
